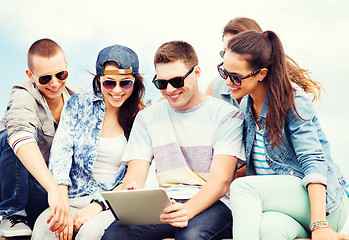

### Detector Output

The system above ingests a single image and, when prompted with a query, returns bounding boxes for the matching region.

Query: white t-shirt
[122,96,245,207]
[93,134,127,185]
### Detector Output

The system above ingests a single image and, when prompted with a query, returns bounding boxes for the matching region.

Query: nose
[164,82,177,93]
[49,76,61,87]
[111,82,123,93]
[224,77,233,87]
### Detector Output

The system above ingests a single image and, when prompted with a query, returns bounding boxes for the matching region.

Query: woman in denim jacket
[31,45,145,240]
[219,30,349,240]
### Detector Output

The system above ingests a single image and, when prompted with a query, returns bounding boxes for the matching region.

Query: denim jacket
[49,92,127,200]
[212,76,240,108]
[242,90,347,214]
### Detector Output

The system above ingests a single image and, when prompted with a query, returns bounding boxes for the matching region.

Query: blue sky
[1,0,349,177]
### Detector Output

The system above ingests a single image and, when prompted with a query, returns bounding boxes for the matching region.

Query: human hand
[312,227,349,240]
[73,203,102,232]
[47,188,69,234]
[58,212,74,240]
[160,199,189,228]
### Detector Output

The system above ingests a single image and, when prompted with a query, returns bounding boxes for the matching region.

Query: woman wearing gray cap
[31,44,145,240]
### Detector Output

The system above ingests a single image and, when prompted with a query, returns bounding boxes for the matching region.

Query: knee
[31,209,56,240]
[259,212,306,240]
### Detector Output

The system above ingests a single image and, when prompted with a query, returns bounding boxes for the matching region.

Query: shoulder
[206,96,242,116]
[9,81,41,108]
[137,100,167,117]
[65,92,98,110]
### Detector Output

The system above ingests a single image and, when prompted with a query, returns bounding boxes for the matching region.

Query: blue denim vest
[242,90,347,214]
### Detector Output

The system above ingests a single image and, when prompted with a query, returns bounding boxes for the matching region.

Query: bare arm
[120,159,151,190]
[308,183,349,240]
[161,154,237,227]
[16,142,68,234]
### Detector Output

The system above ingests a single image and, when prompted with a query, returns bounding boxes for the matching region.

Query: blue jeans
[102,199,232,240]
[0,131,48,228]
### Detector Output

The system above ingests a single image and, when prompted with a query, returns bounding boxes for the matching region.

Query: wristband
[90,198,107,211]
[309,220,329,232]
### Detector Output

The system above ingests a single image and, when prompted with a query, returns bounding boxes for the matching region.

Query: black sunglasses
[152,66,195,90]
[217,62,261,86]
[102,78,135,90]
[34,70,68,85]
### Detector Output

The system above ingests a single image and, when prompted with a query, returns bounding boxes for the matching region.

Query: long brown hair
[93,62,145,140]
[227,30,305,148]
[223,17,322,102]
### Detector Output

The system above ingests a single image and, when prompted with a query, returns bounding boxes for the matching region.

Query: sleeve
[121,112,153,164]
[286,93,328,187]
[5,86,39,153]
[214,106,246,161]
[49,95,79,187]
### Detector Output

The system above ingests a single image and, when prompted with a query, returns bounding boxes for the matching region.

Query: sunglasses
[217,62,261,86]
[34,70,68,85]
[102,78,135,90]
[219,50,225,58]
[152,66,195,90]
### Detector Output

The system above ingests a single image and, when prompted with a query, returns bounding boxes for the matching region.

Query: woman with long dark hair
[221,30,349,239]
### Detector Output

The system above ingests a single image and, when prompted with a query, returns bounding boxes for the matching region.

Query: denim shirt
[242,90,347,214]
[212,76,240,108]
[49,92,127,200]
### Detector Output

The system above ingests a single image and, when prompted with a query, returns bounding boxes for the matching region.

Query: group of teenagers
[0,17,348,240]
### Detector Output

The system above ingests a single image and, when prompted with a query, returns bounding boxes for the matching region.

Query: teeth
[231,88,239,90]
[170,94,180,98]
[111,95,122,99]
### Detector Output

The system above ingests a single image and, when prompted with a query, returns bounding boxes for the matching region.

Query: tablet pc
[102,188,171,225]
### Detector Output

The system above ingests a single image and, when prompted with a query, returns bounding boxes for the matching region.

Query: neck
[187,90,207,109]
[45,95,64,123]
[250,83,267,120]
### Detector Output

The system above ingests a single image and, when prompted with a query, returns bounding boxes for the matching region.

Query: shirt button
[289,170,294,175]
[266,158,270,162]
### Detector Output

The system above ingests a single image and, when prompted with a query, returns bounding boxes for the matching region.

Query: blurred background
[1,0,348,184]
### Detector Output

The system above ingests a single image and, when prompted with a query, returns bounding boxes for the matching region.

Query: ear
[26,70,35,83]
[194,66,201,79]
[258,68,268,82]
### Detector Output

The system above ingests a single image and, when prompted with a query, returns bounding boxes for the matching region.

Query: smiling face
[99,64,134,111]
[155,60,202,110]
[223,50,266,100]
[27,51,67,103]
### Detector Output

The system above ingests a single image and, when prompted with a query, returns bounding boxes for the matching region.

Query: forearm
[185,154,237,219]
[58,185,70,208]
[185,175,231,219]
[307,183,327,222]
[16,142,58,193]
[121,159,150,189]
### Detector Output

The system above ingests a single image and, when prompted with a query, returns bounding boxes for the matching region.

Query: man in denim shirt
[0,39,85,237]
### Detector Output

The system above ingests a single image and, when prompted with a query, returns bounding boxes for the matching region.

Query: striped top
[252,126,277,175]
[121,96,246,207]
